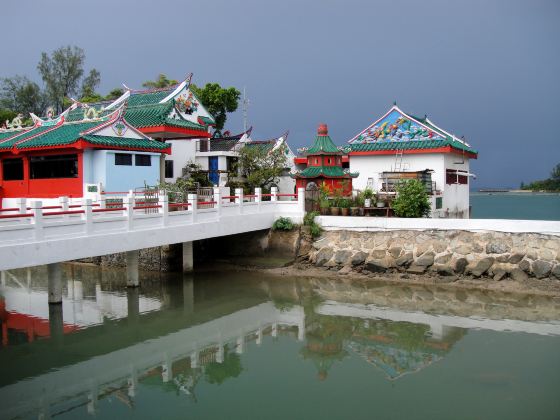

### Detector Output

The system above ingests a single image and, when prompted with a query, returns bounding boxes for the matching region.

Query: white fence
[316,215,560,236]
[0,187,305,271]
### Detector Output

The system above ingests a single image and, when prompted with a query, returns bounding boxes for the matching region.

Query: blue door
[209,157,219,185]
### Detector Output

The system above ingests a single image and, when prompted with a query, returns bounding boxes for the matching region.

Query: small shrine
[292,123,358,195]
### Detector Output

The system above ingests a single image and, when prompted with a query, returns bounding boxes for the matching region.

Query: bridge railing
[0,188,305,245]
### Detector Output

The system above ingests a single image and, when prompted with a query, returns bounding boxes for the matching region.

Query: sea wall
[308,230,560,281]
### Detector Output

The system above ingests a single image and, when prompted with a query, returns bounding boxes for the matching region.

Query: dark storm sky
[2,0,559,188]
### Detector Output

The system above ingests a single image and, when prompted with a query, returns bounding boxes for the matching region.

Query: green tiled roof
[307,135,341,155]
[82,135,169,151]
[15,122,99,149]
[0,125,58,150]
[0,129,28,142]
[349,138,477,154]
[245,141,275,153]
[198,116,215,125]
[127,88,175,107]
[294,166,358,178]
[123,101,207,132]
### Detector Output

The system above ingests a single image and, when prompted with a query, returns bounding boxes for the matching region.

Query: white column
[183,241,193,273]
[125,192,134,231]
[236,336,244,354]
[47,263,62,304]
[235,188,243,214]
[298,320,305,342]
[158,190,168,226]
[256,328,263,346]
[190,351,199,369]
[30,200,44,240]
[271,186,278,202]
[83,198,93,234]
[297,187,305,214]
[16,197,26,214]
[128,366,138,398]
[213,187,222,217]
[162,353,172,382]
[188,193,197,223]
[216,344,224,364]
[126,250,139,287]
[272,323,278,338]
[255,187,262,212]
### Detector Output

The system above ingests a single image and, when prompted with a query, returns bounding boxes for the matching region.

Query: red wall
[296,177,352,196]
[0,150,83,200]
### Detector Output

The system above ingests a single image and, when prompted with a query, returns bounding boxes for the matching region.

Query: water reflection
[0,265,559,419]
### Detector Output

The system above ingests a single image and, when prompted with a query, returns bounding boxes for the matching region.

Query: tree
[80,68,101,99]
[0,108,17,127]
[551,163,560,182]
[391,179,431,218]
[105,88,124,100]
[37,45,86,112]
[191,83,240,130]
[521,162,560,192]
[235,143,288,190]
[142,74,178,89]
[0,75,47,115]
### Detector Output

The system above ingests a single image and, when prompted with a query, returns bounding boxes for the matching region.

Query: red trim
[349,146,477,159]
[139,125,211,138]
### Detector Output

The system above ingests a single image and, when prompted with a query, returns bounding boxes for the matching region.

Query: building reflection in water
[0,265,559,418]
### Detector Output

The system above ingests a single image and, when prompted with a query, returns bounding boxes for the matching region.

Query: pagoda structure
[292,123,357,195]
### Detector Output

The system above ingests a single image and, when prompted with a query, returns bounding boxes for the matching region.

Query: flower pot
[340,208,349,216]
[320,207,329,215]
[350,207,359,216]
[330,207,340,216]
[376,201,386,208]
[358,208,365,216]
[364,198,371,208]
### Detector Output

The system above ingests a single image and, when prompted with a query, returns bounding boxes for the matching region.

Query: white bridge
[0,187,305,297]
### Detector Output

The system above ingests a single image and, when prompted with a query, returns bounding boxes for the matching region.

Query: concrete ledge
[316,216,560,236]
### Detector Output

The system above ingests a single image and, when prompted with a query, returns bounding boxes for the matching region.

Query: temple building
[0,104,169,207]
[292,124,358,195]
[347,105,478,218]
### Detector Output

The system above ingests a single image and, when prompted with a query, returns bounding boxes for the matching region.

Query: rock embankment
[307,230,560,281]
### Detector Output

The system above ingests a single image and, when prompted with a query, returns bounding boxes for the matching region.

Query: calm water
[471,192,560,220]
[1,265,560,419]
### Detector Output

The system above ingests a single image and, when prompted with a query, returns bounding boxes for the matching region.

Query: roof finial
[318,123,328,136]
[393,100,397,106]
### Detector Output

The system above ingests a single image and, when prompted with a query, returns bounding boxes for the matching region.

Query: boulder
[395,252,414,267]
[338,266,352,275]
[510,268,528,282]
[370,249,387,260]
[407,264,427,274]
[315,247,334,267]
[365,257,394,272]
[351,251,368,266]
[519,259,531,273]
[334,250,352,265]
[508,253,525,264]
[467,257,494,277]
[493,268,507,281]
[532,260,552,279]
[454,258,469,274]
[495,254,510,263]
[388,247,402,259]
[551,264,560,280]
[415,251,435,267]
[435,253,453,264]
[433,264,454,276]
[486,242,510,254]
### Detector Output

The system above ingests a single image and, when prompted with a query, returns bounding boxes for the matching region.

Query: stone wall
[308,230,560,281]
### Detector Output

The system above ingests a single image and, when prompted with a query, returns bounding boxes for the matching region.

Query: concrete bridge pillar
[236,336,244,354]
[126,250,139,287]
[272,323,278,338]
[183,242,194,273]
[183,277,194,314]
[127,287,140,322]
[256,328,263,346]
[48,303,64,343]
[47,263,62,304]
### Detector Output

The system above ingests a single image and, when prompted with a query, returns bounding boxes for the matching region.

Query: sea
[470,192,560,220]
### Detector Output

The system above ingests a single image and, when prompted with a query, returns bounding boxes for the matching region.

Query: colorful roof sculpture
[0,103,170,153]
[348,105,477,157]
[103,75,215,138]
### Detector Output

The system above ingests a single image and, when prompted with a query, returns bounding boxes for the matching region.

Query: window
[2,158,24,180]
[327,158,332,165]
[446,169,468,184]
[135,154,151,166]
[164,160,174,178]
[115,153,132,166]
[30,154,78,179]
[436,197,443,209]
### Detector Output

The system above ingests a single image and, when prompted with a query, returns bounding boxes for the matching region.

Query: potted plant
[329,198,340,216]
[363,187,374,208]
[349,197,360,216]
[330,187,343,216]
[376,194,386,208]
[355,192,365,216]
[319,183,330,215]
[339,198,350,216]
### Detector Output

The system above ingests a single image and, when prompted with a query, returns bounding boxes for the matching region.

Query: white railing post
[271,186,278,202]
[255,187,262,212]
[59,196,69,220]
[83,198,93,234]
[235,188,243,214]
[30,200,43,240]
[188,193,197,223]
[16,197,26,214]
[126,192,135,231]
[297,187,305,214]
[159,190,168,227]
[213,187,222,217]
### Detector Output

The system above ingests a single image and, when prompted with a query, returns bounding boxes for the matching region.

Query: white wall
[165,139,198,181]
[442,154,471,218]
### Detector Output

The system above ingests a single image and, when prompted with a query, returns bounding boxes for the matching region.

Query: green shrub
[272,217,294,231]
[392,179,431,218]
[304,210,323,238]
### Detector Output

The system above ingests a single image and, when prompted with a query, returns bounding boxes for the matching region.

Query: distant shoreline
[474,189,559,194]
